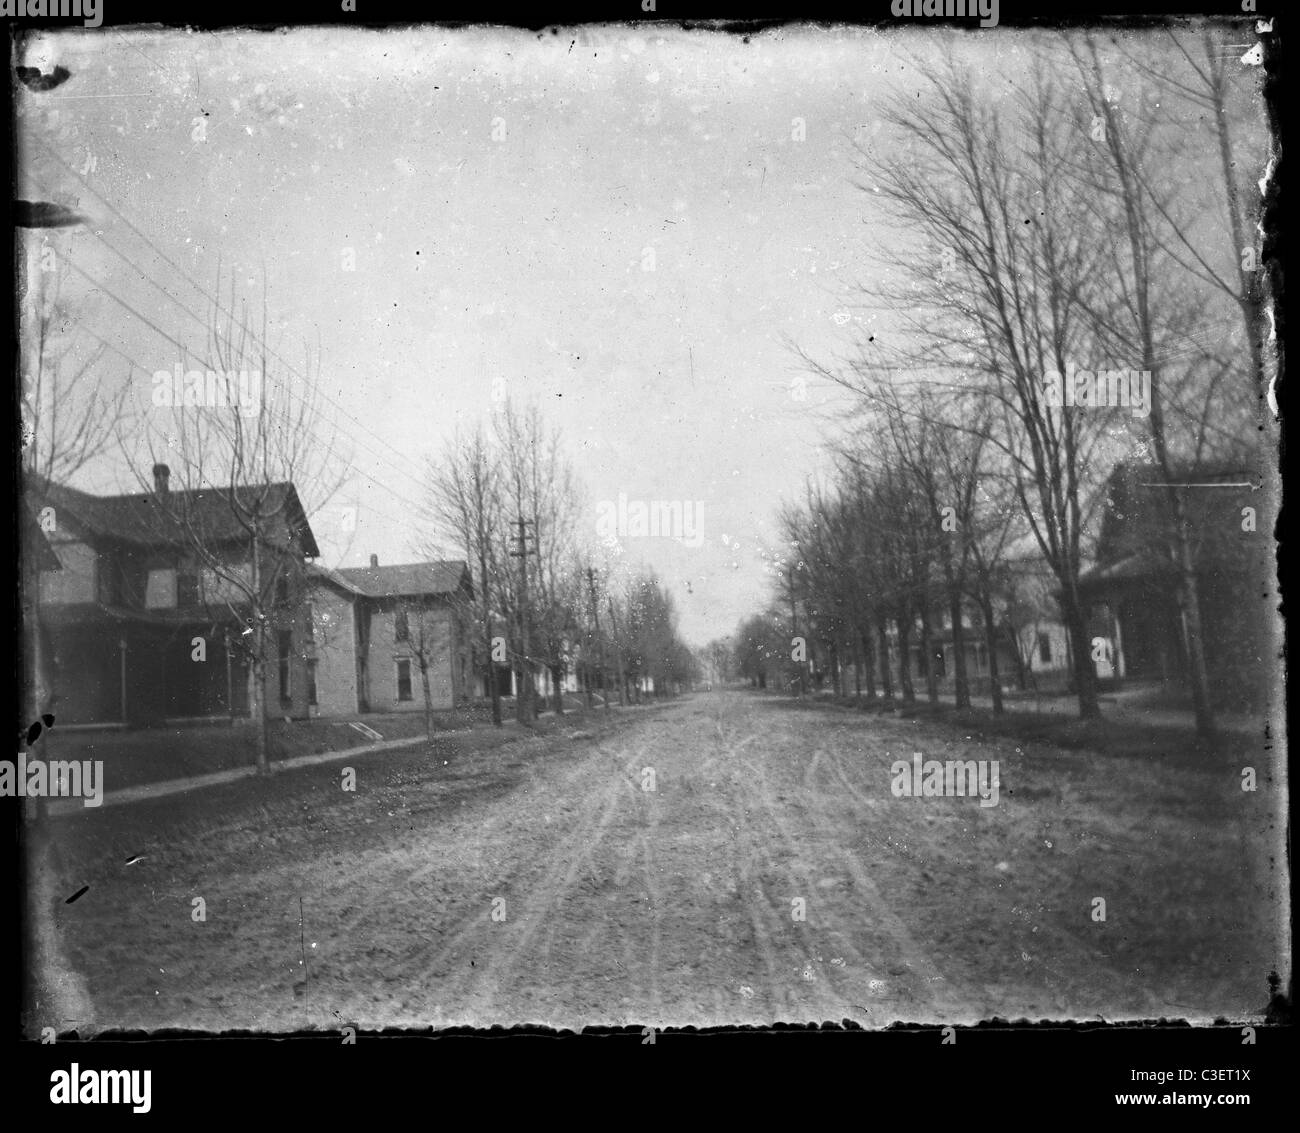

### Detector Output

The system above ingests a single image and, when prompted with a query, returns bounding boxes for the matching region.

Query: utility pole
[509,515,536,725]
[586,566,606,713]
[478,521,502,728]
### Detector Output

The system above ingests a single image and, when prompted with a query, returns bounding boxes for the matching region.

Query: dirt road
[45,692,1281,1031]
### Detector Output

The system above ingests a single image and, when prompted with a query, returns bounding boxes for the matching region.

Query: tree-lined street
[14,25,1282,1067]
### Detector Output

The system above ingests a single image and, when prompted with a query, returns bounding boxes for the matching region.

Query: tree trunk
[1172,529,1215,735]
[551,663,564,715]
[860,628,876,700]
[515,662,529,725]
[896,611,915,703]
[918,603,939,704]
[252,648,269,774]
[484,604,501,728]
[250,538,270,774]
[420,659,433,739]
[980,595,1004,715]
[1060,588,1101,719]
[1005,617,1029,691]
[1206,29,1267,404]
[876,615,894,701]
[948,585,970,710]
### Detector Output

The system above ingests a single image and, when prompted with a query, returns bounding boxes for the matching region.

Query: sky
[17,25,1075,646]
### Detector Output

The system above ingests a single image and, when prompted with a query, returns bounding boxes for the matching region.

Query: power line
[39,193,433,523]
[47,320,424,536]
[33,137,433,486]
[49,213,416,508]
[49,257,429,540]
[34,178,432,522]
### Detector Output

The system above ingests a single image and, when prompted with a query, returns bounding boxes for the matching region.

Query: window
[1037,632,1052,664]
[278,631,292,702]
[144,569,177,609]
[395,609,410,643]
[396,659,413,701]
[305,602,316,642]
[176,570,200,608]
[275,574,290,608]
[307,660,318,706]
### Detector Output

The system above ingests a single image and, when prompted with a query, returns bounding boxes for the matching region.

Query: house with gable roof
[307,554,475,716]
[1075,459,1271,704]
[26,463,320,725]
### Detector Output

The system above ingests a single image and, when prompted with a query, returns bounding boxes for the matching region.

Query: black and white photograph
[9,5,1287,1089]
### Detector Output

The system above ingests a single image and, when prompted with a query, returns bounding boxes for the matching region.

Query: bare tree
[396,595,457,741]
[1102,27,1271,407]
[20,240,134,725]
[493,398,583,724]
[22,260,130,485]
[1064,32,1266,734]
[426,424,505,726]
[126,268,349,773]
[835,50,1126,720]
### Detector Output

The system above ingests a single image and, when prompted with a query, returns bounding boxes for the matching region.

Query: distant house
[307,555,475,716]
[1076,461,1271,704]
[1018,620,1073,683]
[1000,552,1075,689]
[27,464,319,726]
[904,621,1020,696]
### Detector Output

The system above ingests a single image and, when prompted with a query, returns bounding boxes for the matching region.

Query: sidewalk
[46,698,647,816]
[46,729,449,816]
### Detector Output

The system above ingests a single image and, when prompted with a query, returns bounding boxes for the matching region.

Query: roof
[920,625,1018,646]
[1081,459,1262,590]
[314,560,471,600]
[1099,460,1259,539]
[1077,551,1179,591]
[25,471,320,558]
[306,562,367,597]
[40,602,248,629]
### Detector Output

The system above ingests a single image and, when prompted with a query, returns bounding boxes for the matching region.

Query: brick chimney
[369,553,379,568]
[152,463,170,497]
